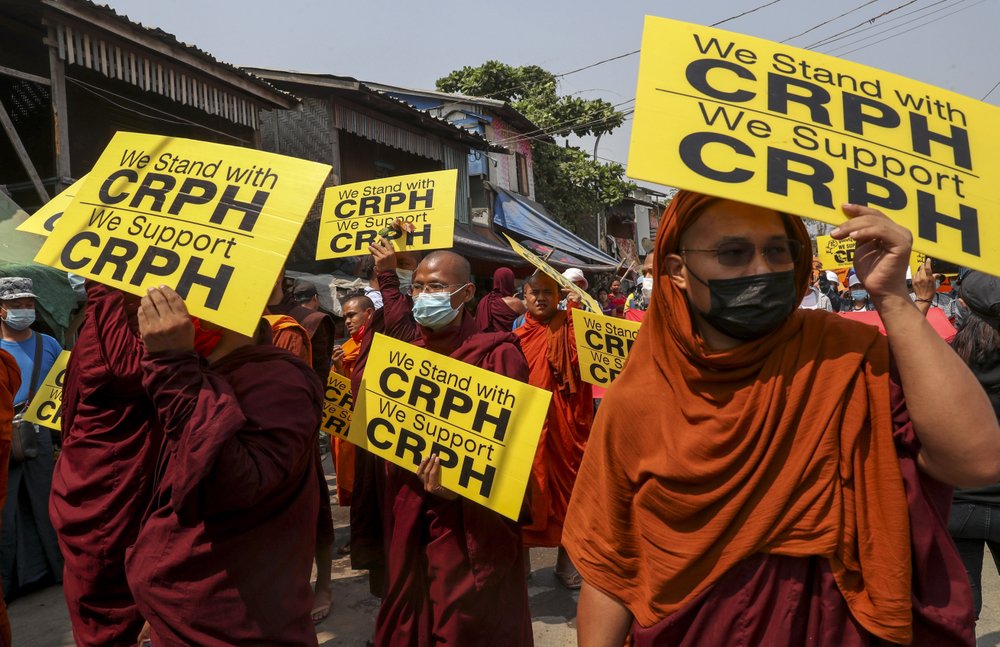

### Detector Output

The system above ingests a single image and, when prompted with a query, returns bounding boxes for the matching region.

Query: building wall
[485,115,534,199]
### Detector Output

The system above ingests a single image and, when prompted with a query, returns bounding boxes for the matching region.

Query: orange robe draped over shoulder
[515,305,593,547]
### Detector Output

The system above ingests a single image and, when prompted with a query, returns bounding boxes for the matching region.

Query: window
[515,152,530,195]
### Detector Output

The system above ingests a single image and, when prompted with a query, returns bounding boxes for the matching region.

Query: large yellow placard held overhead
[628,16,1000,276]
[16,175,88,236]
[316,169,457,259]
[33,132,331,336]
[21,351,70,428]
[572,309,641,387]
[502,233,603,313]
[349,333,551,521]
[321,369,354,439]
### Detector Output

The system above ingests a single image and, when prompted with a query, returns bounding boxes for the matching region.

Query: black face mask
[687,268,799,341]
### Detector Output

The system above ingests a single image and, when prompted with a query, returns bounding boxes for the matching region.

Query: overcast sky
[101,0,1000,192]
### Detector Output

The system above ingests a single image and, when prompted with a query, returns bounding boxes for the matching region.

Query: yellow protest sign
[21,351,70,428]
[501,233,602,313]
[33,132,331,335]
[349,333,550,520]
[817,234,927,275]
[572,309,641,387]
[317,169,457,259]
[17,176,88,237]
[321,369,354,439]
[628,16,1000,275]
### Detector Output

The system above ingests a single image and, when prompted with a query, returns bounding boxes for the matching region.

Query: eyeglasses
[407,283,468,296]
[679,238,803,267]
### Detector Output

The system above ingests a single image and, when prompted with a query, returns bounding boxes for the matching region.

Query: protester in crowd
[560,268,589,311]
[945,270,1000,619]
[607,278,626,317]
[818,270,844,312]
[267,270,335,380]
[292,279,323,312]
[331,294,376,514]
[624,255,655,321]
[799,283,833,311]
[50,283,163,647]
[262,304,335,624]
[475,267,526,333]
[515,272,593,589]
[350,234,419,605]
[912,259,958,322]
[564,191,995,645]
[126,286,324,646]
[846,274,875,311]
[597,288,614,317]
[375,250,533,647]
[0,277,63,600]
[0,349,19,647]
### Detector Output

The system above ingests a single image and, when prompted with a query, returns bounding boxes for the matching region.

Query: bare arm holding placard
[832,205,1000,487]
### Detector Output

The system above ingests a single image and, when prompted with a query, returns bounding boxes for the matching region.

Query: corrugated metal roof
[363,82,550,142]
[244,67,505,154]
[43,0,296,107]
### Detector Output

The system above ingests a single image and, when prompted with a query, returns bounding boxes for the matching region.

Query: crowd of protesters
[0,194,997,647]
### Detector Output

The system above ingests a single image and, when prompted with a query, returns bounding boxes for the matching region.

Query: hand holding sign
[417,455,459,501]
[138,287,195,354]
[831,204,913,301]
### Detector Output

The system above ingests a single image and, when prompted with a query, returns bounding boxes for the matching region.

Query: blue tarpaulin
[493,187,618,266]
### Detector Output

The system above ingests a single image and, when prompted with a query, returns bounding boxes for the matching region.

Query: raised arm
[832,205,1000,487]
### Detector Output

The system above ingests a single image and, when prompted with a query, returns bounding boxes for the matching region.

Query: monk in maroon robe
[50,283,164,647]
[0,349,19,647]
[374,250,533,647]
[125,287,323,646]
[475,267,525,332]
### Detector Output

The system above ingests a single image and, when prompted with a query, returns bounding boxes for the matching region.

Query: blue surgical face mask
[412,285,469,331]
[3,308,35,331]
[395,269,413,291]
[851,289,868,301]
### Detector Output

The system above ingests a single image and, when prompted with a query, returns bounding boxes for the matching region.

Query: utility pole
[593,133,603,248]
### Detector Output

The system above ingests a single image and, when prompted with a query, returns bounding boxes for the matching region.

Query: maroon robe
[50,283,164,647]
[375,313,534,647]
[350,270,417,595]
[475,268,519,333]
[630,370,974,646]
[125,338,323,646]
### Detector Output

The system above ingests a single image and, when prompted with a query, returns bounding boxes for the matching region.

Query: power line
[711,0,786,26]
[819,0,967,54]
[805,0,923,48]
[831,0,988,56]
[983,78,1000,100]
[555,51,640,79]
[781,1,881,42]
[489,98,635,147]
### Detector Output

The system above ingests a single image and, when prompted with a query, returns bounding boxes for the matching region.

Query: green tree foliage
[437,61,634,228]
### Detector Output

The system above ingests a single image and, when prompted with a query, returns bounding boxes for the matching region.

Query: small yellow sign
[17,176,88,236]
[21,350,70,428]
[349,333,551,520]
[628,16,1000,275]
[502,233,602,313]
[317,169,457,259]
[321,369,354,439]
[817,234,927,275]
[33,132,331,335]
[571,309,641,387]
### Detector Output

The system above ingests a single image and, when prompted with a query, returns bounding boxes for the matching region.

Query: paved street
[7,460,579,646]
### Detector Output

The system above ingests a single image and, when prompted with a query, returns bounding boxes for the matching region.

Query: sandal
[554,568,583,590]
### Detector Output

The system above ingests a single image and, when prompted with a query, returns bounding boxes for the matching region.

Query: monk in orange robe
[563,191,996,646]
[0,349,19,647]
[514,272,593,588]
[330,294,375,508]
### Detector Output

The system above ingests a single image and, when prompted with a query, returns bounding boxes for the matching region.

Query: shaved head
[524,272,560,322]
[418,250,471,284]
[342,294,374,312]
[342,294,375,337]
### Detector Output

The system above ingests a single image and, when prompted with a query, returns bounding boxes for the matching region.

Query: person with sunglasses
[564,191,996,646]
